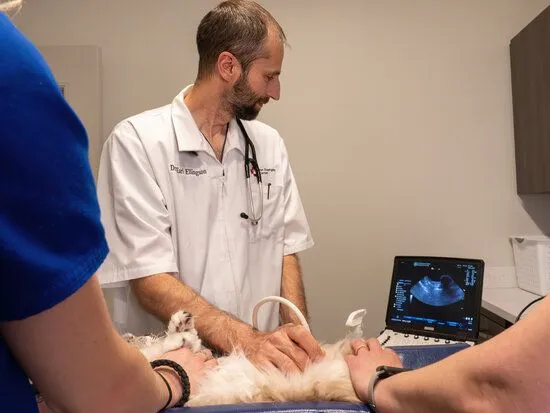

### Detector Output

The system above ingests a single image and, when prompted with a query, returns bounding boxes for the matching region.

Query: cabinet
[510,5,550,194]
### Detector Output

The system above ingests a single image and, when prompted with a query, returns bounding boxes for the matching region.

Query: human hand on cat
[345,338,403,402]
[244,323,324,373]
[155,347,217,399]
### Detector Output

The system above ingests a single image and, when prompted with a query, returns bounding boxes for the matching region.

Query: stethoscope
[236,118,263,225]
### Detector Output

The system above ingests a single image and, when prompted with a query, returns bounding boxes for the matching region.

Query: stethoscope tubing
[236,119,263,224]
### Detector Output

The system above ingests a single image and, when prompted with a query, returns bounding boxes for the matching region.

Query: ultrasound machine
[378,256,485,348]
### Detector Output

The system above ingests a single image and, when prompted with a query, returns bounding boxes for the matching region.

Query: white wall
[38,46,102,179]
[15,0,550,341]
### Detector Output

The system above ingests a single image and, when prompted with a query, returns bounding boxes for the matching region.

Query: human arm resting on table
[1,276,182,413]
[347,297,550,413]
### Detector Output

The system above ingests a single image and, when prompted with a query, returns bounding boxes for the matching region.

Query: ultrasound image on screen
[388,258,481,334]
[410,275,464,306]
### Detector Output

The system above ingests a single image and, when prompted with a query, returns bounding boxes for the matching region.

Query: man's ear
[217,52,241,83]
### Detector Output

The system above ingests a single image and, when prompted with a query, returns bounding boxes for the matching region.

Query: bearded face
[225,72,270,120]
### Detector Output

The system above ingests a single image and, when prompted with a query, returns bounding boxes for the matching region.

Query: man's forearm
[280,254,308,325]
[130,273,253,354]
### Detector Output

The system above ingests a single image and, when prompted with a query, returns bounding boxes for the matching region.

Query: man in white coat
[97,0,323,373]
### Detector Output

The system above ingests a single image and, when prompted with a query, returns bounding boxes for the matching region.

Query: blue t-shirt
[0,13,108,412]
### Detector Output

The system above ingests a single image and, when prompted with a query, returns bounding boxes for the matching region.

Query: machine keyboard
[377,329,473,347]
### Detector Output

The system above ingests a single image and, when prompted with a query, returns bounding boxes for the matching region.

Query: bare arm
[280,253,309,325]
[0,275,177,413]
[131,272,323,372]
[131,273,255,354]
[347,297,550,413]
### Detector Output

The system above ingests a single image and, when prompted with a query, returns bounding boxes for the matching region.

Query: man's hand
[345,338,403,402]
[243,324,324,373]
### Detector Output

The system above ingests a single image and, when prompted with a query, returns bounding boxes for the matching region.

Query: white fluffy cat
[125,311,360,407]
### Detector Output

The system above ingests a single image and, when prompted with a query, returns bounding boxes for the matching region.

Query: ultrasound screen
[386,257,484,338]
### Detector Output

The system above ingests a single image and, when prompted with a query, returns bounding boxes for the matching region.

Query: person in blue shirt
[0,3,215,412]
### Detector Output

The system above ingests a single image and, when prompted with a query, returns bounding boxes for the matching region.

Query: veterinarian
[346,296,550,412]
[97,0,324,373]
[0,3,216,412]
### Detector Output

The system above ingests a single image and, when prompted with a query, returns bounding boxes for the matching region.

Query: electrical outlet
[484,266,517,289]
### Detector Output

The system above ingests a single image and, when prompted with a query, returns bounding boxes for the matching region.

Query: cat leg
[166,311,202,352]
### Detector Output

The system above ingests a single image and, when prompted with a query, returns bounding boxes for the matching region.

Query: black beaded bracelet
[151,359,191,407]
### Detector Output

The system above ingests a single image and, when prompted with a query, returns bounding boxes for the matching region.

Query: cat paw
[122,333,137,344]
[168,310,195,333]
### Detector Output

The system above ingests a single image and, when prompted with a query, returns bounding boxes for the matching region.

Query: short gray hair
[195,0,286,81]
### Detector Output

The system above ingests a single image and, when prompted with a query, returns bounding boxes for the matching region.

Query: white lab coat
[96,85,314,336]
